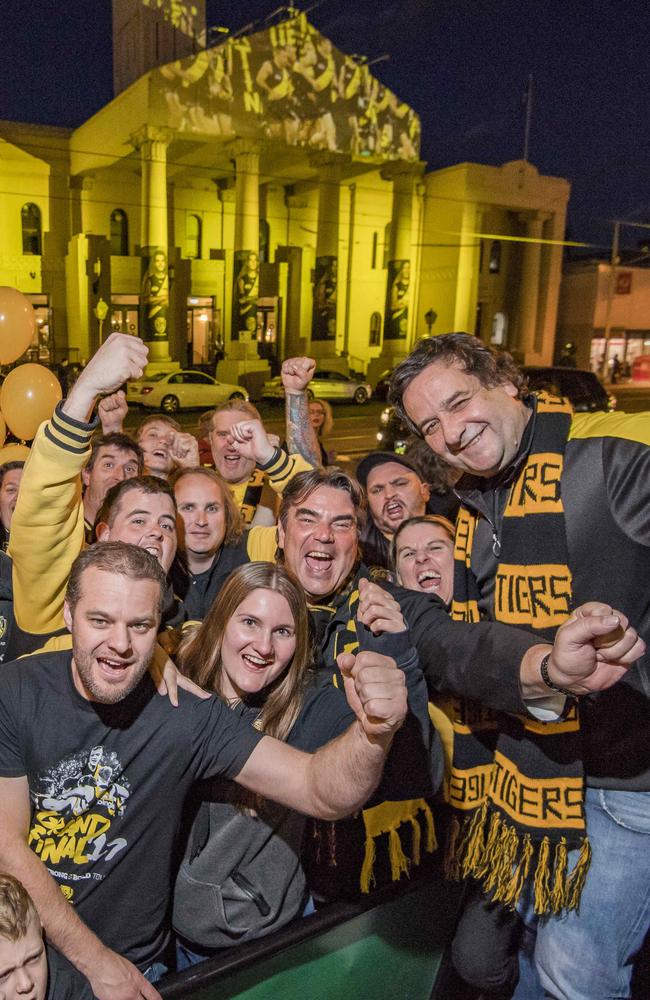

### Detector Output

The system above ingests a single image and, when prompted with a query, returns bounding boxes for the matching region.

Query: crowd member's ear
[63,600,73,633]
[81,467,91,488]
[420,481,431,503]
[277,521,285,549]
[95,521,110,541]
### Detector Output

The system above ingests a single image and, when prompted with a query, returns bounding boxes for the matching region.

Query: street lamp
[94,297,109,344]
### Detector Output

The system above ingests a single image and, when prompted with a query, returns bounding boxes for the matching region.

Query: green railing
[161,867,463,1000]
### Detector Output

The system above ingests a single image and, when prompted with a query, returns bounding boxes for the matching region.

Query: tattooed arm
[282,356,323,467]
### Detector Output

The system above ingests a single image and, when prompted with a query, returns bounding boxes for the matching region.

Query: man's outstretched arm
[281,356,322,467]
[235,649,408,819]
[0,776,161,1000]
[8,334,148,644]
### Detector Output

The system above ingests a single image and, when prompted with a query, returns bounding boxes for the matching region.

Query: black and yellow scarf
[239,468,265,525]
[446,392,590,914]
[308,579,436,894]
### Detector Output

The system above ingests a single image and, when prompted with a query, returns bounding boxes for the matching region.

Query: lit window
[187,214,202,259]
[110,209,129,256]
[369,311,382,346]
[21,203,42,255]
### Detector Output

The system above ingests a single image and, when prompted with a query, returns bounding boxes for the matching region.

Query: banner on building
[384,259,410,339]
[312,255,338,341]
[140,246,169,341]
[232,250,259,342]
[152,14,420,161]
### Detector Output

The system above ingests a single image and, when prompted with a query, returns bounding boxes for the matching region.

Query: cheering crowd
[0,331,646,1000]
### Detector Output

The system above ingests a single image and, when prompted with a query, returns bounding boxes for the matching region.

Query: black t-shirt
[0,652,264,970]
[46,945,94,999]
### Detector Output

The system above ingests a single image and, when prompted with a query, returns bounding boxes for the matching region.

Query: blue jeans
[516,787,650,1000]
[142,961,168,983]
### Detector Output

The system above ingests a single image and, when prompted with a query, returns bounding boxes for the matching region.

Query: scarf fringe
[445,808,591,915]
[360,800,437,894]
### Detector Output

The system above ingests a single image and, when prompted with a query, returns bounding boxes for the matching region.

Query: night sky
[2,0,648,249]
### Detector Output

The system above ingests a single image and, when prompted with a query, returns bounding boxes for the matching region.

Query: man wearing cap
[356,452,432,570]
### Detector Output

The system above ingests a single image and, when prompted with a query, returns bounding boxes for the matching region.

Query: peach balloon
[0,365,62,442]
[0,443,29,464]
[0,287,36,364]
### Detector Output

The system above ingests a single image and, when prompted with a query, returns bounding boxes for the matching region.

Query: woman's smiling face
[220,589,297,700]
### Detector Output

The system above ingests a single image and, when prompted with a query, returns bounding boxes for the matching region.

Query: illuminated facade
[0,0,570,385]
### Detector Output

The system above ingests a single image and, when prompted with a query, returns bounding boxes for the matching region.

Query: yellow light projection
[152,13,420,160]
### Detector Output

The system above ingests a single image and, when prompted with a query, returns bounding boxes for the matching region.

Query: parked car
[375,366,615,453]
[262,369,372,404]
[126,370,248,414]
[373,369,393,402]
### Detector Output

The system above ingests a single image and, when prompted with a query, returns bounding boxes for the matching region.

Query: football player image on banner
[140,247,169,342]
[232,250,259,342]
[151,13,420,162]
[312,255,338,341]
[384,259,410,340]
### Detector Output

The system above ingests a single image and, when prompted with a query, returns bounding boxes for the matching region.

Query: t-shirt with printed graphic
[0,651,264,971]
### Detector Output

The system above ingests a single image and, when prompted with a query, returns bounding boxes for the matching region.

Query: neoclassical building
[0,0,570,389]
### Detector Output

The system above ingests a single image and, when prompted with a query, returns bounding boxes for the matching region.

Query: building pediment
[150,12,420,164]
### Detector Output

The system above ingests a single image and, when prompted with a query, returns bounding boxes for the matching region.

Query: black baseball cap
[356,451,422,489]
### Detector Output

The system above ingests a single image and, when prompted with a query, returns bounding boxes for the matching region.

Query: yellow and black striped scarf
[446,392,590,914]
[308,581,436,894]
[240,468,266,525]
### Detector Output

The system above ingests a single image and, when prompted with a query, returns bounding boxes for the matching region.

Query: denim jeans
[515,787,650,1000]
[142,961,168,983]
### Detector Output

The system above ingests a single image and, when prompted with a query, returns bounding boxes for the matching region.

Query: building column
[536,211,566,363]
[231,140,261,360]
[517,211,548,361]
[453,202,480,332]
[310,154,341,359]
[132,126,172,365]
[381,163,417,345]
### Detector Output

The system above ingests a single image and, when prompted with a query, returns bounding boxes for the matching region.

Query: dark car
[373,369,393,402]
[375,366,615,453]
[523,366,616,412]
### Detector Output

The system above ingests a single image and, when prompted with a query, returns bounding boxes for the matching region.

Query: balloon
[0,287,36,364]
[0,365,62,441]
[0,443,29,464]
[0,412,5,449]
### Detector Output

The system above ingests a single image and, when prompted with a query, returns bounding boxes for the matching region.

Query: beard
[72,642,153,705]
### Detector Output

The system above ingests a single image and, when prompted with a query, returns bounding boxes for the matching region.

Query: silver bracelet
[539,653,575,698]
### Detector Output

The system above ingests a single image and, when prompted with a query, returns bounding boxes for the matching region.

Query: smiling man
[0,542,409,997]
[205,400,313,527]
[245,466,643,905]
[389,333,650,1000]
[81,433,143,539]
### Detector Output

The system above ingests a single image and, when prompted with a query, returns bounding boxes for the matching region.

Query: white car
[262,369,372,404]
[126,370,248,414]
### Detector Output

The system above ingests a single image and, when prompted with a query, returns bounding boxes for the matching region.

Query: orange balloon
[0,365,62,441]
[0,287,36,364]
[0,443,29,464]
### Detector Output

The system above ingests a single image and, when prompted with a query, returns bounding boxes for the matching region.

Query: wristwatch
[539,653,575,698]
